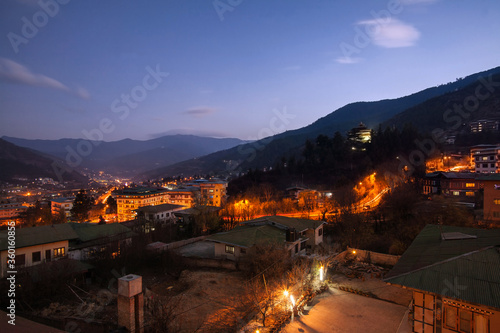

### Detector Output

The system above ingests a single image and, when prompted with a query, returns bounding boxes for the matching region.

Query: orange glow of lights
[352,250,356,255]
[283,290,289,297]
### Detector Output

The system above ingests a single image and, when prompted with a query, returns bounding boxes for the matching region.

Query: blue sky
[0,0,499,141]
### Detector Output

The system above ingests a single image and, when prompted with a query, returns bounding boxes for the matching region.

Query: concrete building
[478,174,500,222]
[113,187,169,221]
[199,181,227,207]
[470,144,499,173]
[470,119,499,133]
[385,224,500,333]
[0,203,28,222]
[207,216,325,260]
[165,187,199,208]
[50,197,74,220]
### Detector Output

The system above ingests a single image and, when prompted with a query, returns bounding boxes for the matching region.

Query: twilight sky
[0,0,499,141]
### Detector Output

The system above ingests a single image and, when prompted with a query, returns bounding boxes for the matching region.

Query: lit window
[466,192,474,197]
[453,191,460,196]
[465,183,475,188]
[225,245,235,254]
[53,247,65,258]
[494,199,500,205]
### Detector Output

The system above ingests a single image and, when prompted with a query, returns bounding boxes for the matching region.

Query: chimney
[118,274,144,333]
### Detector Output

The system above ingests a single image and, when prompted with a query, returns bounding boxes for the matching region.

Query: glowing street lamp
[319,265,324,281]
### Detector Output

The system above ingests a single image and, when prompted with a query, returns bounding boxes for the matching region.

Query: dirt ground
[149,268,249,332]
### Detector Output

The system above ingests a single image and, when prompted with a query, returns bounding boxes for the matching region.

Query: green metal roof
[243,215,325,232]
[207,224,285,248]
[0,224,79,251]
[67,222,136,249]
[385,224,500,309]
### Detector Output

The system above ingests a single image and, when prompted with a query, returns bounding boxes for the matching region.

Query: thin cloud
[400,0,438,4]
[357,18,420,48]
[283,65,301,71]
[0,58,90,99]
[182,106,217,118]
[150,128,230,138]
[336,57,363,64]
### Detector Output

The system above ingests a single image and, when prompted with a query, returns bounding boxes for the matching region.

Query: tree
[71,189,93,222]
[105,196,117,214]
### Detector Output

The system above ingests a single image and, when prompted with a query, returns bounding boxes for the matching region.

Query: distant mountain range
[1,135,247,177]
[0,138,87,184]
[138,66,500,180]
[3,66,500,182]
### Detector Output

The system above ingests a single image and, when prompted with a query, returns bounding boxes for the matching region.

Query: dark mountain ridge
[139,66,500,179]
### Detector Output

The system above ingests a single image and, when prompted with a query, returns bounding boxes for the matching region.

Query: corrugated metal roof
[243,215,325,232]
[68,222,135,243]
[0,224,79,251]
[385,224,500,309]
[207,224,285,248]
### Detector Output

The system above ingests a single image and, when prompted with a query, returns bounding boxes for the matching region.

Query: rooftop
[135,203,185,213]
[207,224,285,248]
[243,215,325,232]
[385,224,500,309]
[0,224,79,251]
[113,187,167,196]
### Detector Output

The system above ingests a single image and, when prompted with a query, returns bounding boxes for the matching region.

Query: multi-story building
[470,119,499,133]
[51,197,74,220]
[423,172,479,199]
[0,203,28,223]
[470,144,499,173]
[166,187,200,208]
[478,174,500,222]
[199,181,227,207]
[112,187,169,221]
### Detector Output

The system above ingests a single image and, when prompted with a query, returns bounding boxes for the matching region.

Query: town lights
[283,290,289,297]
[319,265,324,281]
[352,249,357,255]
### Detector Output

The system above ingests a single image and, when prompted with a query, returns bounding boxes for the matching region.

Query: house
[67,222,136,261]
[384,224,500,333]
[0,223,79,278]
[423,172,478,201]
[206,216,325,261]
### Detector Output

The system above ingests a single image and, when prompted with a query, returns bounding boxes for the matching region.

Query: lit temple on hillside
[348,122,372,144]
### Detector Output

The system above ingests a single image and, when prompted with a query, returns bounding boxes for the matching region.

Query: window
[482,163,488,168]
[15,254,25,266]
[53,247,65,258]
[466,191,475,197]
[318,228,323,236]
[474,313,488,333]
[482,156,488,161]
[240,248,246,254]
[465,183,475,188]
[444,306,458,329]
[494,199,500,205]
[459,309,472,333]
[453,191,460,196]
[225,245,235,254]
[32,251,41,262]
[45,249,51,262]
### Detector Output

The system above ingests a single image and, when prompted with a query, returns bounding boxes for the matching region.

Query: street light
[319,265,324,281]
